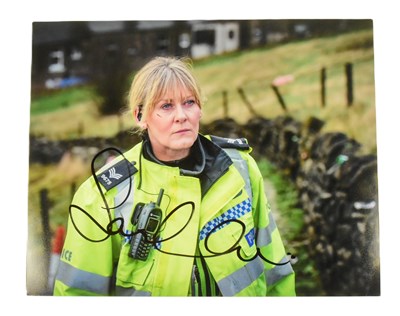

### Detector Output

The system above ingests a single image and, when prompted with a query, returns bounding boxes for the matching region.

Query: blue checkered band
[199,198,252,241]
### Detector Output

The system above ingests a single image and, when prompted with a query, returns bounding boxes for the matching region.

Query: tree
[90,32,134,116]
[94,62,131,115]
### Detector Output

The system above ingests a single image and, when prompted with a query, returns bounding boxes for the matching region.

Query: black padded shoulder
[210,135,250,150]
[96,158,137,191]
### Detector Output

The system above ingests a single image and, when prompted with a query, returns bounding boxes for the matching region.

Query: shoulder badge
[96,158,137,191]
[210,135,250,150]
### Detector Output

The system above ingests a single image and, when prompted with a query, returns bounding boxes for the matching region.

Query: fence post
[271,84,288,112]
[222,90,228,118]
[321,67,326,107]
[237,87,258,117]
[345,62,354,107]
[40,188,51,293]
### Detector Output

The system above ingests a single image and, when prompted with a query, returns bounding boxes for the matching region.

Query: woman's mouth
[174,129,191,134]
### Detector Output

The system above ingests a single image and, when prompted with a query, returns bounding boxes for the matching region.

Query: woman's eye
[184,99,196,106]
[161,103,173,110]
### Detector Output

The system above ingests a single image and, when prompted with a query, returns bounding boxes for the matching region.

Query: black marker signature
[68,147,295,266]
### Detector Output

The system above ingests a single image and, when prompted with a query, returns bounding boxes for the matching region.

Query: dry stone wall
[203,115,380,296]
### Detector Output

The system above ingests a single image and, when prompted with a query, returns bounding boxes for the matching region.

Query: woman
[53,56,296,296]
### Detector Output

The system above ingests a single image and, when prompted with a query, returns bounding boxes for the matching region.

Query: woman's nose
[174,104,188,122]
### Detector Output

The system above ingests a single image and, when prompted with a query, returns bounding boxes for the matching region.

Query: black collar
[142,134,232,196]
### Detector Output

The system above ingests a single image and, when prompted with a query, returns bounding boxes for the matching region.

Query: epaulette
[96,158,137,191]
[210,135,250,150]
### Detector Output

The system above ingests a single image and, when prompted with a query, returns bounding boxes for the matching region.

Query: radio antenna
[156,188,164,206]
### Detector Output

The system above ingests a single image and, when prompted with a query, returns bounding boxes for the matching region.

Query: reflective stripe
[191,255,221,296]
[199,198,252,240]
[224,148,253,201]
[265,255,294,287]
[115,286,151,296]
[255,211,277,247]
[217,258,264,296]
[114,178,135,233]
[56,260,111,295]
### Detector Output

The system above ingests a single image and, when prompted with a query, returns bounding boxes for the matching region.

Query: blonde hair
[128,56,202,125]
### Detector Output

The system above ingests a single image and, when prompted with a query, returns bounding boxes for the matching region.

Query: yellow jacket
[54,135,295,296]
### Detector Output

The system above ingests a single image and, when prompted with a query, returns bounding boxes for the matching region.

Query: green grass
[257,159,304,241]
[30,86,96,115]
[257,158,324,295]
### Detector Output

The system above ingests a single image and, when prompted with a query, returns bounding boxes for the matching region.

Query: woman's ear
[134,107,147,128]
[134,106,141,121]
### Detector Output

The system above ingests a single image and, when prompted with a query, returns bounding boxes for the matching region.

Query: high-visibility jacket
[53,134,295,296]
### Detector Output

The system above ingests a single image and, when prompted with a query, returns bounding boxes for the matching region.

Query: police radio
[129,189,164,261]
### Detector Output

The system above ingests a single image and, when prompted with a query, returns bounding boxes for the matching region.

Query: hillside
[30,28,376,153]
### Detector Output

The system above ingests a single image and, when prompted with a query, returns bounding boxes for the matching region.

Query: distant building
[31,19,371,91]
[191,22,240,59]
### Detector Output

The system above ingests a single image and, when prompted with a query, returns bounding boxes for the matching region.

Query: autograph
[69,147,295,266]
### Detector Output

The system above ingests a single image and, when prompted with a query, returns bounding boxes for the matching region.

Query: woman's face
[143,86,202,161]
